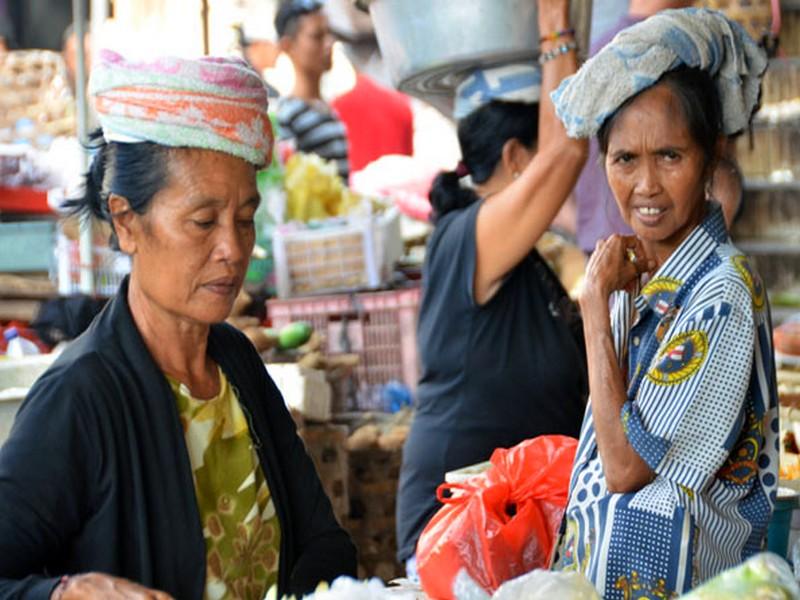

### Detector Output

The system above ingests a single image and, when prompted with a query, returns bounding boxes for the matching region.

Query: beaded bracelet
[538,40,578,65]
[540,27,575,43]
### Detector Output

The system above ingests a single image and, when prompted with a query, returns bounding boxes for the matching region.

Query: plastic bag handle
[436,482,478,504]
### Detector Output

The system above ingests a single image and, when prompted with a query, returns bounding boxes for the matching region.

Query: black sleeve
[261,373,357,594]
[232,327,356,595]
[427,200,482,309]
[0,359,101,599]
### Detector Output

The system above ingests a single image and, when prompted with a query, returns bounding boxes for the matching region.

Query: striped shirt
[553,203,779,598]
[276,96,350,181]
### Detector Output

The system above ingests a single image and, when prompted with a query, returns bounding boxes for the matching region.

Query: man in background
[237,0,282,99]
[275,0,350,181]
[331,38,414,173]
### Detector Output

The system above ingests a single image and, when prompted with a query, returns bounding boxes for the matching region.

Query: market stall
[0,0,799,598]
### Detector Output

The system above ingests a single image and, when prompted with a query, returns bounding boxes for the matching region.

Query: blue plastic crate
[0,220,56,273]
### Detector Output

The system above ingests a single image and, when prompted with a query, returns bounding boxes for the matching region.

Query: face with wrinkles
[605,83,710,262]
[114,148,259,325]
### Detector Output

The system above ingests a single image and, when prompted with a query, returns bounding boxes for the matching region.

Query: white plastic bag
[679,553,800,599]
[265,576,418,600]
[491,570,600,600]
[451,568,600,600]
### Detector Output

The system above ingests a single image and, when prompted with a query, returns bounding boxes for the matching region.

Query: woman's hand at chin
[581,234,655,305]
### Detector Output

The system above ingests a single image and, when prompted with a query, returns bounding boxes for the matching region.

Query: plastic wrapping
[449,568,599,600]
[417,435,578,599]
[264,576,417,600]
[679,552,800,599]
[491,569,600,600]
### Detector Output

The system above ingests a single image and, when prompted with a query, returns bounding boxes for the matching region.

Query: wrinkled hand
[581,235,654,305]
[55,573,174,600]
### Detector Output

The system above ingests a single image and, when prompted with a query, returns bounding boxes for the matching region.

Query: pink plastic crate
[267,287,421,411]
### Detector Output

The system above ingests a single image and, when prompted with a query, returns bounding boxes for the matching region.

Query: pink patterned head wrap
[90,49,273,166]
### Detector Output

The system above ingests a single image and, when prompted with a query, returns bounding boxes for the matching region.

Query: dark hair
[597,66,722,167]
[275,0,324,38]
[235,24,249,49]
[428,100,539,223]
[63,129,171,249]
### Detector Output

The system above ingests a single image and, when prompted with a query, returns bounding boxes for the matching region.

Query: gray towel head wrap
[551,8,768,139]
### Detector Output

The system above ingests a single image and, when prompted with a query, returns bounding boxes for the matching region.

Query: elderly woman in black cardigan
[0,50,355,600]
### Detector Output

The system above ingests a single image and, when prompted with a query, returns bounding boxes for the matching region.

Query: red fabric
[0,187,51,214]
[331,74,414,173]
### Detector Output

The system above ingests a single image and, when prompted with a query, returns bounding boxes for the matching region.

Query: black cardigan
[0,280,356,599]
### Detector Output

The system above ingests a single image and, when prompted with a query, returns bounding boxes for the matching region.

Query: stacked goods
[297,424,350,524]
[694,0,773,43]
[776,318,800,404]
[271,152,403,299]
[283,153,361,222]
[732,186,800,244]
[729,53,800,306]
[345,446,403,581]
[782,9,800,56]
[267,287,421,413]
[55,236,131,297]
[759,58,800,124]
[227,290,359,423]
[227,289,317,355]
[0,50,74,147]
[275,223,376,297]
[55,219,133,298]
[0,51,82,291]
[775,319,800,484]
[226,289,280,354]
[728,38,800,320]
[734,57,800,184]
[536,231,587,300]
[229,291,311,423]
[272,207,402,299]
[268,364,332,424]
[342,411,412,581]
[270,328,362,422]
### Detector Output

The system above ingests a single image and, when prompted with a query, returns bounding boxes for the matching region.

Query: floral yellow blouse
[169,368,281,600]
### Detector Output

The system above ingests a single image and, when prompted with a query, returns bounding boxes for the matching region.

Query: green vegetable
[772,291,800,308]
[277,321,313,350]
[679,553,800,599]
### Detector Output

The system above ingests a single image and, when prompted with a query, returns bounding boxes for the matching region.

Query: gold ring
[626,248,638,264]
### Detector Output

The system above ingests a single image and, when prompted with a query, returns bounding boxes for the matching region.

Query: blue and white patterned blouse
[554,203,779,599]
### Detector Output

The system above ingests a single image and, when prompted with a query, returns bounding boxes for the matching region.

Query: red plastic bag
[416,435,578,600]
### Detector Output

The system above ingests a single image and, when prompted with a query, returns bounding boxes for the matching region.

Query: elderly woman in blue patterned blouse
[550,9,779,598]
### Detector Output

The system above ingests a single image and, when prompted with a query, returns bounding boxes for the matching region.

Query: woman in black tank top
[396,0,590,577]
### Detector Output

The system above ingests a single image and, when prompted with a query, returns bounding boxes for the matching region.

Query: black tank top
[396,200,588,562]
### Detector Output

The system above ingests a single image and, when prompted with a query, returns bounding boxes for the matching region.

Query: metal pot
[356,0,592,116]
